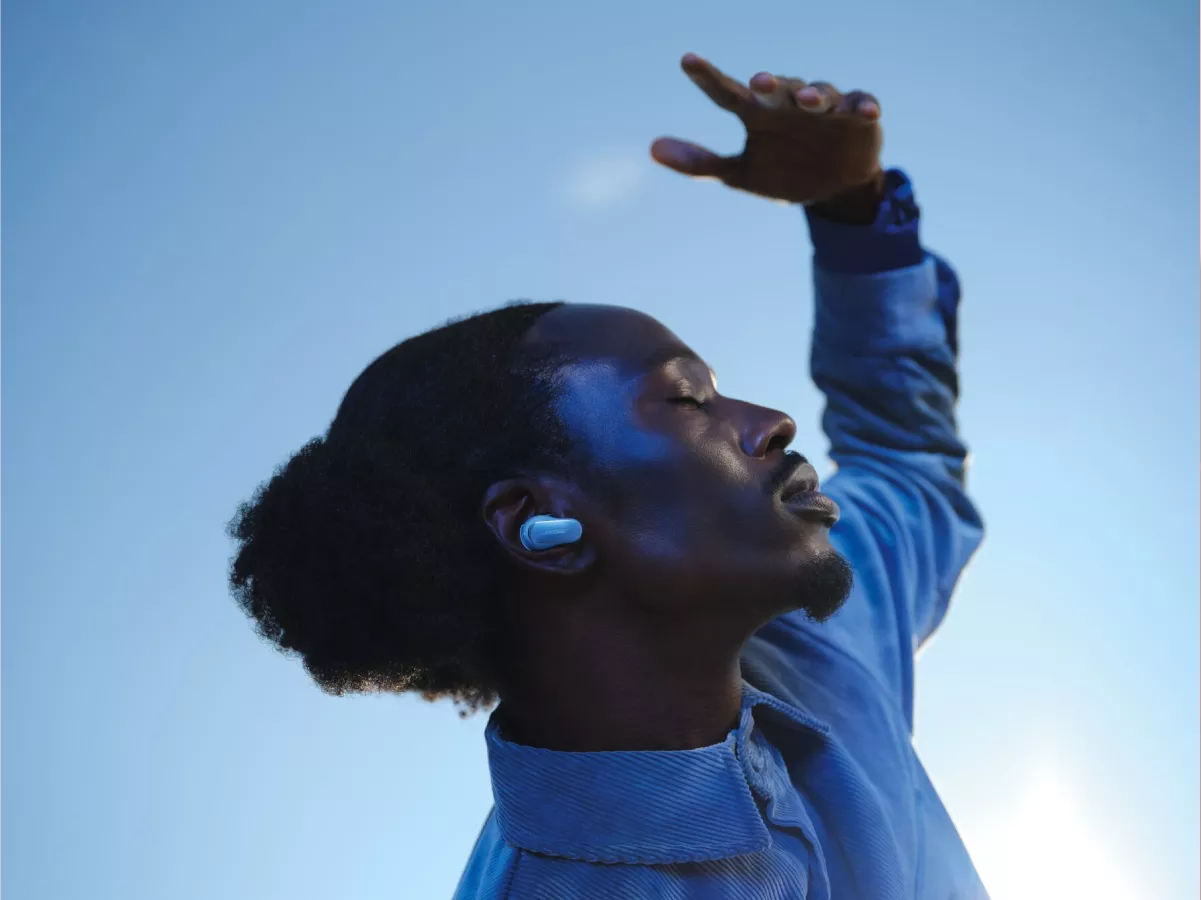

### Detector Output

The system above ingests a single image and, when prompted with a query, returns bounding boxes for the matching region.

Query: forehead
[524,304,695,374]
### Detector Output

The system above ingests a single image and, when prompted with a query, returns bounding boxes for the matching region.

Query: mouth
[773,456,840,526]
[782,490,840,528]
[773,455,839,527]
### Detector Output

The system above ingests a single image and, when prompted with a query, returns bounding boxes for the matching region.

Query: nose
[741,406,797,459]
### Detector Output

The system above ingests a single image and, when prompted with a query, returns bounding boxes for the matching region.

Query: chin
[793,548,854,623]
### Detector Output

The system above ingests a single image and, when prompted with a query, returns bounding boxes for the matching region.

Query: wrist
[804,169,924,275]
[806,169,886,225]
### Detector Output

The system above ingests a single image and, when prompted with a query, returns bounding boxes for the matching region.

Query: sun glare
[962,765,1143,900]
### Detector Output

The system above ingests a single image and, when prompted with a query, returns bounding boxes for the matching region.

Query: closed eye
[668,396,707,410]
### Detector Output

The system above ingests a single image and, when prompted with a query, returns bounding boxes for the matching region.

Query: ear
[481,477,595,575]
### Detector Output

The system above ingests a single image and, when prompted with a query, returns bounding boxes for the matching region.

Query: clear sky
[4,1,1197,898]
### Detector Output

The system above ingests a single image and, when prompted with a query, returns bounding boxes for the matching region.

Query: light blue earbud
[519,514,583,551]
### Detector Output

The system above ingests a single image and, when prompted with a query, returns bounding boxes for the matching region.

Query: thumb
[650,138,739,181]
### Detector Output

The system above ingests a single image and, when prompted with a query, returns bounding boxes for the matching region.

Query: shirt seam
[505,837,772,866]
[501,848,523,900]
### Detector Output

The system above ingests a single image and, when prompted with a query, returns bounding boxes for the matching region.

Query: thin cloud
[559,149,649,210]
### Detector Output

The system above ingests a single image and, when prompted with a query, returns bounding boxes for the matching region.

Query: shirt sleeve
[802,172,985,727]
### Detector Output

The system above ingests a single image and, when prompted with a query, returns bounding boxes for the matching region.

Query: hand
[651,54,884,209]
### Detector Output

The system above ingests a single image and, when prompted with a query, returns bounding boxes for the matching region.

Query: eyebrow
[638,346,718,385]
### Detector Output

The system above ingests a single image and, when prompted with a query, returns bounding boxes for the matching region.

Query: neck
[499,597,752,752]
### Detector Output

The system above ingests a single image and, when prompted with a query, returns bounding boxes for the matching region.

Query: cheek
[622,455,765,557]
[557,373,679,466]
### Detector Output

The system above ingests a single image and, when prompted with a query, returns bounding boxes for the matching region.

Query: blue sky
[4,1,1197,897]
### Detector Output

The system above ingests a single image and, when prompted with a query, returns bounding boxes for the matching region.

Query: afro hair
[226,301,574,711]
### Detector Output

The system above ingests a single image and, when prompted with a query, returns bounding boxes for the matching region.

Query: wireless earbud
[519,514,583,552]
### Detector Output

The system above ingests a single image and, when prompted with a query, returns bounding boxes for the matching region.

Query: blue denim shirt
[455,171,987,900]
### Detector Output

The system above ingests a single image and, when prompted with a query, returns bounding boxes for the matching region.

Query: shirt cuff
[804,168,923,275]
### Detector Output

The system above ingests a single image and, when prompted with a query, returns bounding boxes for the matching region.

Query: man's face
[523,303,851,624]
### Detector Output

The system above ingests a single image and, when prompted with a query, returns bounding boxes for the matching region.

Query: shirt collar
[484,683,828,865]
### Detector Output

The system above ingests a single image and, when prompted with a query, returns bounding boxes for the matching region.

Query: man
[228,53,987,899]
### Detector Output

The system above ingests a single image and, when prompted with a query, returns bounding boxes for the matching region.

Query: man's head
[228,301,851,710]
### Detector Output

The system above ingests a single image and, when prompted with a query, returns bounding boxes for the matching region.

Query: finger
[749,71,794,109]
[794,81,841,114]
[835,89,881,119]
[680,53,754,114]
[775,76,808,106]
[650,137,739,180]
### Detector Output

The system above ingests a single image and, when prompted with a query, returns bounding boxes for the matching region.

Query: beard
[793,547,855,622]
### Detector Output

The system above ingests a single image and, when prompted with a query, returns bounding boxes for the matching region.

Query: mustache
[767,450,811,496]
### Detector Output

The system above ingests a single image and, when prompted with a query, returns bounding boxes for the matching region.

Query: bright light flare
[963,764,1143,900]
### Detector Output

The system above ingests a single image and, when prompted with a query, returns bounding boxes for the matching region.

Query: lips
[783,490,840,527]
[773,456,839,527]
[777,460,820,503]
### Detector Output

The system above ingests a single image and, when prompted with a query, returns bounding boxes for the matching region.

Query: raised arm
[651,56,984,724]
[806,172,984,724]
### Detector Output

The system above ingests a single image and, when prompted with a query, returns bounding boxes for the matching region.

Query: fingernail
[860,101,879,117]
[682,53,700,65]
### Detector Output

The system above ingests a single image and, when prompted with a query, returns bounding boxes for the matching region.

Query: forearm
[806,168,966,474]
[811,255,967,478]
[805,166,955,445]
[805,171,983,651]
